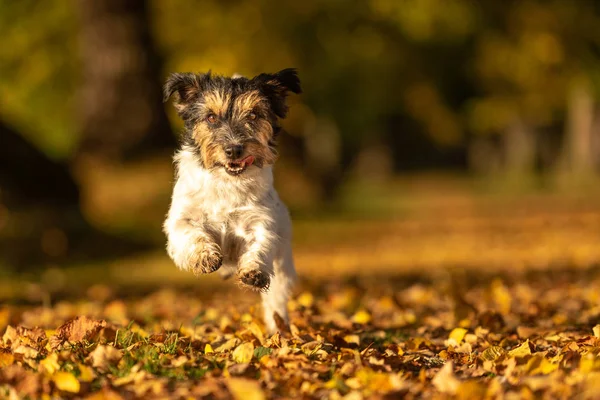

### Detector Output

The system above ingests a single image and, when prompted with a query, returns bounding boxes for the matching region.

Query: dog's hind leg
[261,241,296,334]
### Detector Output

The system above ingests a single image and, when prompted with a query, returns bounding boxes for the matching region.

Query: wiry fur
[163,69,301,333]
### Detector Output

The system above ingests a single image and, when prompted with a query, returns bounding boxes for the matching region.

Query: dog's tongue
[241,155,255,167]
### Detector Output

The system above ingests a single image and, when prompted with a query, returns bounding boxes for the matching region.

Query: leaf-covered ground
[3,269,600,399]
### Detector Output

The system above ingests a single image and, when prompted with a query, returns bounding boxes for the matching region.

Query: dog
[162,68,301,333]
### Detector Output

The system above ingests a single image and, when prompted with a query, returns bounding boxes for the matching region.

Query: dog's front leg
[164,216,222,276]
[236,220,277,291]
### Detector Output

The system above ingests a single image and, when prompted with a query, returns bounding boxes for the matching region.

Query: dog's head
[164,69,301,176]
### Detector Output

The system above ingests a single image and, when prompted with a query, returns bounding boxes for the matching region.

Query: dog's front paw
[191,246,223,275]
[238,269,270,291]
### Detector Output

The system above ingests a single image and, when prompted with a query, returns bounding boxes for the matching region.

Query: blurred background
[2,0,600,299]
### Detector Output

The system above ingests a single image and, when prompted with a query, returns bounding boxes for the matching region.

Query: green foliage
[1,0,599,168]
[0,0,79,158]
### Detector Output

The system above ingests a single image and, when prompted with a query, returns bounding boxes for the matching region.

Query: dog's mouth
[225,155,255,176]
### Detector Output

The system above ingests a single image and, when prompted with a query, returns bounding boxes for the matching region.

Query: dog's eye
[206,114,217,124]
[248,112,257,121]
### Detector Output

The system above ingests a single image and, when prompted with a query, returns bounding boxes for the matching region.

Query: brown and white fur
[162,69,301,333]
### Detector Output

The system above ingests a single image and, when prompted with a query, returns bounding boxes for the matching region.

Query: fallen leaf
[526,354,558,375]
[432,362,460,395]
[228,378,265,400]
[254,346,272,360]
[447,327,468,345]
[87,344,123,372]
[491,279,512,315]
[215,338,239,352]
[0,351,14,367]
[232,342,254,364]
[40,353,60,375]
[77,363,95,382]
[297,292,314,308]
[351,310,372,324]
[247,321,265,344]
[508,340,531,358]
[480,346,506,361]
[54,316,106,348]
[53,371,80,393]
[2,325,17,344]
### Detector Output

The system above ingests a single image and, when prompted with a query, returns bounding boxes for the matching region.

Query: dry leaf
[491,279,512,315]
[53,371,80,393]
[87,344,123,372]
[77,363,96,382]
[508,340,531,358]
[297,292,314,308]
[232,342,254,364]
[0,351,14,367]
[39,353,60,375]
[351,310,372,324]
[447,327,468,345]
[480,346,506,361]
[228,378,265,400]
[432,362,460,395]
[54,316,106,348]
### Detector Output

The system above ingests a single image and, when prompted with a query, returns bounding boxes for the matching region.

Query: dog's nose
[224,144,244,159]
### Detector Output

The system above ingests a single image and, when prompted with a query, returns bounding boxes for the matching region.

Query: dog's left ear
[254,68,302,118]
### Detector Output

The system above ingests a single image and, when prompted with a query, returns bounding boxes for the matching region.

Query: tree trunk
[503,118,536,176]
[559,77,595,175]
[76,0,175,162]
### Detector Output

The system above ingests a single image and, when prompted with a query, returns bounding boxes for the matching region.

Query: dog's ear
[163,72,209,112]
[254,68,302,118]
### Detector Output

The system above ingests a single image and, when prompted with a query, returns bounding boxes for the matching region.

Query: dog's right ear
[163,72,208,111]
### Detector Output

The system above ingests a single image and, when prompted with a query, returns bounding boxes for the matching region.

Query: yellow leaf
[297,292,314,308]
[85,389,124,400]
[40,353,60,375]
[129,323,148,338]
[526,354,558,375]
[491,279,511,315]
[215,338,239,352]
[508,340,531,358]
[580,353,600,373]
[54,371,80,393]
[232,342,254,364]
[456,381,487,400]
[355,368,394,392]
[593,325,600,338]
[227,378,265,400]
[448,328,468,345]
[0,308,9,331]
[480,346,505,361]
[351,310,372,324]
[248,322,264,345]
[77,363,95,382]
[241,313,253,323]
[343,335,360,346]
[0,352,14,367]
[204,343,214,354]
